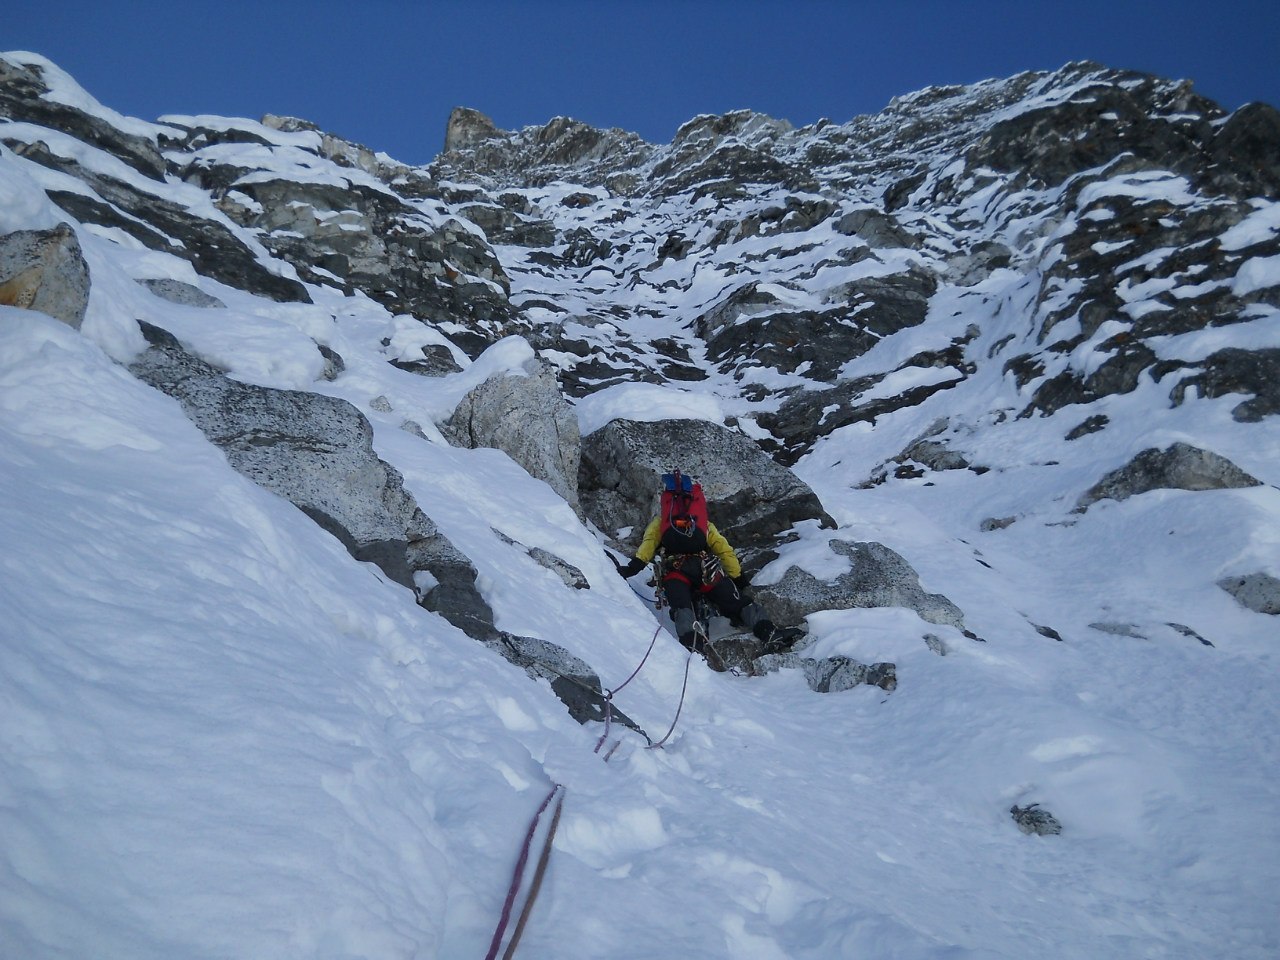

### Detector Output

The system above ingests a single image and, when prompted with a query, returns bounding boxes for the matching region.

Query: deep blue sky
[8,1,1279,166]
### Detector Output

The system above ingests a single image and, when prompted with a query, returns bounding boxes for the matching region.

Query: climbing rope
[485,782,565,960]
[647,644,695,749]
[594,621,662,756]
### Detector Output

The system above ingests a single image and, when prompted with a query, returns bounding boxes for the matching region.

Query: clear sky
[8,0,1279,166]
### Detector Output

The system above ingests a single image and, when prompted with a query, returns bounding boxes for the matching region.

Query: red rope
[484,783,562,960]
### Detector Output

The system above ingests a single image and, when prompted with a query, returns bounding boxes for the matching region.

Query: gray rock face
[754,540,967,630]
[137,278,226,308]
[444,107,503,153]
[578,417,834,560]
[0,224,90,329]
[185,169,513,356]
[128,322,430,586]
[443,360,582,513]
[128,321,625,727]
[0,57,166,181]
[1217,573,1280,616]
[1076,443,1261,511]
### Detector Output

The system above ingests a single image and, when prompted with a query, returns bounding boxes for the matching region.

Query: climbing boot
[754,620,805,655]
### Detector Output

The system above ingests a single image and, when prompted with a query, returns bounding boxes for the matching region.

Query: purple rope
[501,788,565,960]
[594,622,662,755]
[648,644,695,749]
[485,783,561,960]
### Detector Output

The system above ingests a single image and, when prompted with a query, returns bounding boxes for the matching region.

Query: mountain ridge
[2,49,1278,958]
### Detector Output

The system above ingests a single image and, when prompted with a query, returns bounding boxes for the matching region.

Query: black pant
[662,558,762,642]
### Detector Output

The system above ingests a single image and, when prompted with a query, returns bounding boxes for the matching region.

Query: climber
[614,470,805,667]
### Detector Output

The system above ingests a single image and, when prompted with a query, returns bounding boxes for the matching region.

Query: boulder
[753,540,967,630]
[802,656,897,693]
[443,359,582,514]
[1075,442,1261,511]
[0,224,90,329]
[748,649,897,693]
[579,417,834,561]
[1217,573,1280,616]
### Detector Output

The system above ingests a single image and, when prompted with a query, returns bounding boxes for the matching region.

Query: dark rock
[1166,622,1214,647]
[0,56,167,181]
[1088,622,1148,639]
[318,344,346,381]
[458,202,556,247]
[1065,415,1109,440]
[980,517,1018,532]
[1169,348,1280,422]
[494,530,590,590]
[834,207,916,247]
[491,634,643,734]
[390,345,463,377]
[966,65,1222,190]
[1011,803,1062,836]
[1076,442,1261,511]
[1207,102,1280,198]
[802,657,897,693]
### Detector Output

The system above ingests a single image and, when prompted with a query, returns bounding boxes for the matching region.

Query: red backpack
[658,470,709,553]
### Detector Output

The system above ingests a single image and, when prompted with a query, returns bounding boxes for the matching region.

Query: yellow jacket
[633,517,742,578]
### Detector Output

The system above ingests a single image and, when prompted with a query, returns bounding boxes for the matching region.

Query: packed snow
[2,51,1279,960]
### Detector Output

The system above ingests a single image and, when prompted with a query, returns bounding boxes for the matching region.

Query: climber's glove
[616,557,646,579]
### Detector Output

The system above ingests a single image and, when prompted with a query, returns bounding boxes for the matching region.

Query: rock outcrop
[0,223,90,328]
[754,540,968,631]
[443,358,582,513]
[126,321,630,726]
[1076,443,1261,511]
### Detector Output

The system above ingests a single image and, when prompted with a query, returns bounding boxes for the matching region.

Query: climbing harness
[485,782,565,960]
